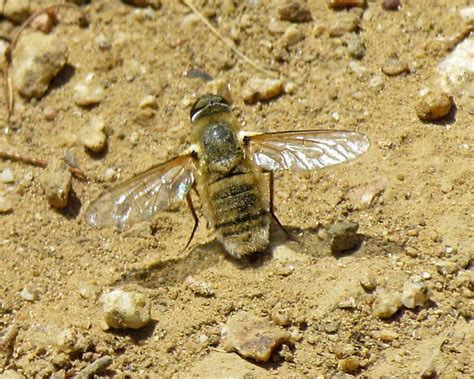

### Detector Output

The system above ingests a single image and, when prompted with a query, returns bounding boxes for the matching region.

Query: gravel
[415,90,453,121]
[73,73,105,106]
[79,116,108,153]
[39,158,72,209]
[242,78,284,103]
[277,2,312,23]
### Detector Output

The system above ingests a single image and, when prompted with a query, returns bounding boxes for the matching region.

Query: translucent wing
[85,154,195,229]
[244,130,370,171]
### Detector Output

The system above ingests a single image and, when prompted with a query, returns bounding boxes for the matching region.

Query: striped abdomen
[208,172,269,258]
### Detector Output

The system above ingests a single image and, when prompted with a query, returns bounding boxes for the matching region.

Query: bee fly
[85,94,369,258]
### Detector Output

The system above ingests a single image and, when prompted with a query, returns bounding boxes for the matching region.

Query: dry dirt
[0,1,473,378]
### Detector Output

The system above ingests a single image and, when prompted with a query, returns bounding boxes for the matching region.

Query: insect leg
[269,172,290,238]
[185,192,199,250]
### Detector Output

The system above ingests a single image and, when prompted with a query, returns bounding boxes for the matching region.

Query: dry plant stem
[75,355,113,379]
[0,150,88,181]
[4,3,87,121]
[182,0,278,79]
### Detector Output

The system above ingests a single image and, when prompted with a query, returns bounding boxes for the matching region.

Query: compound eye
[190,94,230,123]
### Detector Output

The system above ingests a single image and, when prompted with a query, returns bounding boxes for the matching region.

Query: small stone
[221,310,292,362]
[327,0,366,9]
[19,287,39,301]
[382,55,409,76]
[359,271,377,291]
[73,74,105,106]
[181,13,201,30]
[78,282,100,300]
[100,289,152,330]
[205,78,232,100]
[12,31,68,99]
[338,357,360,374]
[278,2,312,23]
[121,0,161,9]
[39,158,72,209]
[324,321,340,334]
[415,90,453,121]
[242,78,284,103]
[348,180,387,209]
[30,12,56,33]
[338,297,357,309]
[185,276,214,297]
[0,370,26,379]
[138,94,158,109]
[2,0,32,23]
[329,12,360,37]
[272,243,309,263]
[0,194,13,213]
[43,106,57,121]
[281,25,305,47]
[400,281,431,309]
[271,303,292,326]
[347,33,366,59]
[435,260,460,276]
[372,291,402,319]
[327,222,362,254]
[372,329,398,342]
[0,168,15,183]
[284,81,297,94]
[382,0,401,11]
[103,167,118,182]
[79,116,108,153]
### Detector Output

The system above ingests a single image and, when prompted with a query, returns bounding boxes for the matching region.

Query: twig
[0,150,88,181]
[182,0,278,78]
[75,355,113,379]
[4,3,87,122]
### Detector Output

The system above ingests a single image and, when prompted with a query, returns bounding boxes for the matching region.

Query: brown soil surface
[1,1,473,378]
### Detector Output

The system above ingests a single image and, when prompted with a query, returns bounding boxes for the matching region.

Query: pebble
[184,276,214,297]
[329,13,360,37]
[435,260,460,276]
[359,271,377,291]
[242,78,284,103]
[79,116,108,153]
[73,74,105,106]
[0,168,15,183]
[271,303,292,326]
[415,90,452,121]
[100,289,152,330]
[327,0,366,9]
[221,310,291,362]
[19,287,39,301]
[12,32,68,99]
[347,34,366,59]
[0,194,13,213]
[138,94,158,109]
[382,0,401,11]
[338,357,360,374]
[327,222,362,254]
[278,2,312,23]
[1,0,32,23]
[0,370,26,379]
[39,158,72,209]
[30,12,56,34]
[372,291,402,319]
[103,167,118,182]
[76,356,113,379]
[43,106,57,121]
[281,25,305,47]
[372,329,398,342]
[400,281,431,309]
[382,55,409,76]
[78,282,101,301]
[205,78,232,100]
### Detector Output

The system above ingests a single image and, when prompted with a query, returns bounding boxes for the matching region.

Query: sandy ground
[0,0,473,378]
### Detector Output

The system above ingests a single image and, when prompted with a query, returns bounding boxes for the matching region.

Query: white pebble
[100,289,151,330]
[400,281,431,309]
[372,291,402,319]
[79,116,108,153]
[0,194,13,213]
[19,287,39,301]
[242,78,284,103]
[73,74,105,106]
[138,94,158,109]
[0,168,15,183]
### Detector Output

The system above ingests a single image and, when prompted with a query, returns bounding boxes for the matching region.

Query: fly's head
[190,94,231,123]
